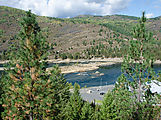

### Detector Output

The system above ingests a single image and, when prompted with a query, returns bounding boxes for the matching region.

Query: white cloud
[0,0,131,18]
[145,13,154,18]
[0,0,20,7]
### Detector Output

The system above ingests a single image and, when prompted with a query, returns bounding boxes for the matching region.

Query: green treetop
[101,12,160,120]
[63,83,94,120]
[0,10,70,119]
[118,12,160,120]
[63,83,84,120]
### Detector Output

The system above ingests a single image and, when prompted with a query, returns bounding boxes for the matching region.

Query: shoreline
[48,58,161,74]
[60,58,122,73]
[1,58,161,73]
[47,58,123,73]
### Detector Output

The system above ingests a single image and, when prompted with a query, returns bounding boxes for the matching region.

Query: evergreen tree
[81,102,94,120]
[101,12,160,120]
[121,12,160,119]
[0,72,4,120]
[0,10,69,119]
[91,104,101,120]
[101,76,134,120]
[101,90,115,120]
[63,83,84,120]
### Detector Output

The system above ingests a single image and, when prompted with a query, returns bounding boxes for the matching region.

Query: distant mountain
[75,14,139,20]
[0,6,161,60]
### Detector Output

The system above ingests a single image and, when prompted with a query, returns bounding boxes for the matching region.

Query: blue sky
[120,0,161,18]
[0,0,160,18]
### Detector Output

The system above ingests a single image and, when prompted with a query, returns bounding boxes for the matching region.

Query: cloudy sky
[0,0,161,18]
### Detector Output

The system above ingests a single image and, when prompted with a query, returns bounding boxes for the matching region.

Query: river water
[64,63,161,87]
[1,63,161,87]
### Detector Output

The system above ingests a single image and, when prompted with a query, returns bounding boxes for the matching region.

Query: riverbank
[48,58,123,73]
[1,58,161,74]
[48,58,161,74]
[0,58,122,73]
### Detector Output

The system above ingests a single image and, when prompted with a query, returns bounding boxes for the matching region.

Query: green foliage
[0,51,7,60]
[101,91,116,119]
[101,75,134,120]
[99,33,102,36]
[123,12,160,120]
[0,29,4,37]
[69,14,138,37]
[61,53,67,60]
[83,40,87,46]
[73,52,81,59]
[63,83,95,120]
[81,102,94,120]
[0,19,7,24]
[63,83,84,120]
[100,22,133,36]
[108,40,113,45]
[82,41,127,59]
[157,71,161,82]
[101,12,160,120]
[54,42,57,46]
[0,10,70,119]
[99,28,103,33]
[92,104,101,120]
[67,53,73,59]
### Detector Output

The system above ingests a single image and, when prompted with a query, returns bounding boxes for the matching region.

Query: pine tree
[0,10,69,119]
[91,104,101,120]
[101,12,160,120]
[116,12,160,119]
[80,102,94,120]
[0,73,4,120]
[111,75,134,120]
[121,12,160,119]
[101,90,115,120]
[101,76,134,120]
[63,83,84,120]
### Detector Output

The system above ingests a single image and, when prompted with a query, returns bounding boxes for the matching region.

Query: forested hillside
[0,6,161,60]
[0,11,160,119]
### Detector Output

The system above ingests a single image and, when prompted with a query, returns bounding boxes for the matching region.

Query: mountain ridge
[0,6,161,60]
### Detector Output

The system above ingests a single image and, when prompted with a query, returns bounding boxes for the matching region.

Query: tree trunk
[138,78,141,102]
[29,113,33,120]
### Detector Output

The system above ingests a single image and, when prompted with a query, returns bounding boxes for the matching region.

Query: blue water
[64,63,161,87]
[1,63,161,87]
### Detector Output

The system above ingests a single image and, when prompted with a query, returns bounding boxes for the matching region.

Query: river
[64,63,161,87]
[1,63,161,87]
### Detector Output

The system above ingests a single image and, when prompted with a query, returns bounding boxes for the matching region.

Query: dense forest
[0,9,160,119]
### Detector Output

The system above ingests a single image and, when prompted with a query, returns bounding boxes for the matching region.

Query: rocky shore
[1,58,161,74]
[48,58,161,74]
[48,58,123,73]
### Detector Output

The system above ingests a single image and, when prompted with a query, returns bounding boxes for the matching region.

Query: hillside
[0,6,161,60]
